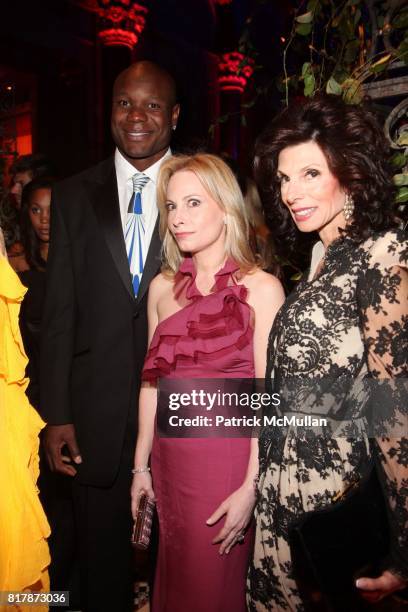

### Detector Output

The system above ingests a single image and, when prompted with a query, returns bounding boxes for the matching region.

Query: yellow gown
[0,245,50,611]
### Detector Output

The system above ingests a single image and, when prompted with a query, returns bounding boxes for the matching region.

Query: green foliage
[395,186,408,203]
[326,76,342,94]
[281,0,408,207]
[398,38,408,65]
[396,132,408,147]
[283,0,407,102]
[394,173,408,187]
[344,40,360,63]
[307,0,319,11]
[296,11,313,24]
[296,22,313,35]
[302,62,316,96]
[392,7,408,30]
[370,53,393,73]
[342,78,363,103]
[391,152,408,169]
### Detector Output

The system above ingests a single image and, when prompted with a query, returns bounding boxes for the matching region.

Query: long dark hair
[254,94,399,258]
[10,153,55,178]
[20,177,54,271]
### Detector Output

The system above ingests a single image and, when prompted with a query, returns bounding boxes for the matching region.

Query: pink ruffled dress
[142,257,255,612]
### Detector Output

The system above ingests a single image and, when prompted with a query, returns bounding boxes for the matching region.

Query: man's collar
[114,148,171,185]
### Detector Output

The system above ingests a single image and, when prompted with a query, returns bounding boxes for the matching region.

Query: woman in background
[18,177,81,610]
[19,177,52,407]
[0,226,50,611]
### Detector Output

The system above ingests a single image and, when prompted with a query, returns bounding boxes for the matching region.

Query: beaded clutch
[131,494,155,550]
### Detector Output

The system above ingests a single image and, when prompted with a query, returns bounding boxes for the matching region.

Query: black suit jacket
[40,157,161,487]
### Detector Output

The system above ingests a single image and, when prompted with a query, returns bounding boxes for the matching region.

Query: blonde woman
[131,154,285,611]
[0,227,50,611]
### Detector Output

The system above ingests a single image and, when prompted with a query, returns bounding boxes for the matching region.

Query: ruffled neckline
[177,257,241,300]
[142,257,254,381]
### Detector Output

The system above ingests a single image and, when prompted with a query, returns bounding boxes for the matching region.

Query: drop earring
[343,193,354,221]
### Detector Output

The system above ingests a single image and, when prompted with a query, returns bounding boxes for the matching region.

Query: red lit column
[96,1,148,51]
[217,51,253,159]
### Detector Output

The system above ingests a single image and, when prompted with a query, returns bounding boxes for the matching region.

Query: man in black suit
[40,61,180,612]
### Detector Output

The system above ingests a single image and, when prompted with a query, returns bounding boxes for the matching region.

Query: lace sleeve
[357,230,408,579]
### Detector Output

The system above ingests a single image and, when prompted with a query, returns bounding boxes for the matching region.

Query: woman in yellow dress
[0,228,50,611]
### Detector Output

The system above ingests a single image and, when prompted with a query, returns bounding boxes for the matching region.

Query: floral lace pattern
[248,230,408,611]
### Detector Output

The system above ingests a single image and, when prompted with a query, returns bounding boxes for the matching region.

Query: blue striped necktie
[125,173,150,296]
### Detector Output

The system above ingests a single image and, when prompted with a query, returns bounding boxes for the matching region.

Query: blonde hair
[157,153,257,275]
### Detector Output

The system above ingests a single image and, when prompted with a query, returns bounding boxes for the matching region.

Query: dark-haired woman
[19,177,52,407]
[19,177,81,607]
[247,94,408,610]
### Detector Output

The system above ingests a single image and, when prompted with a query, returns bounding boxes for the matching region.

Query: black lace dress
[248,230,408,611]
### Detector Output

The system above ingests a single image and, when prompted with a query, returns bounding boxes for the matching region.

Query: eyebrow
[277,163,324,174]
[166,194,201,199]
[114,91,163,99]
[165,194,203,205]
[182,194,202,200]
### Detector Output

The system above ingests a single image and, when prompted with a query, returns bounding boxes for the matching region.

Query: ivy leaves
[284,0,408,102]
[302,62,316,97]
[296,10,313,36]
[281,0,408,210]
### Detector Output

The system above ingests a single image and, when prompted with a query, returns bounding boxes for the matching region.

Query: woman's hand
[130,472,156,519]
[206,483,256,554]
[356,570,407,603]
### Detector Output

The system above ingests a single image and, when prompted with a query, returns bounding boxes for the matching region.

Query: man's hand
[43,424,82,476]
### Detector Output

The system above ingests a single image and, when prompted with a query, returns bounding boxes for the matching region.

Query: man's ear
[171,104,181,129]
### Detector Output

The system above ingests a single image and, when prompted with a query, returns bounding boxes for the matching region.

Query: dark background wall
[0,0,291,178]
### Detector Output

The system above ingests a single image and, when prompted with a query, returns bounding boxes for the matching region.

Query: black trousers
[39,455,81,611]
[72,424,136,612]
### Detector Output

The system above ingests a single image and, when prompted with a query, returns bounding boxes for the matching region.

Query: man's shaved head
[113,61,178,106]
[111,61,180,171]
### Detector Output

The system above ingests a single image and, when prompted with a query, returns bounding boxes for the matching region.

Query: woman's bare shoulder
[149,271,175,301]
[242,267,284,298]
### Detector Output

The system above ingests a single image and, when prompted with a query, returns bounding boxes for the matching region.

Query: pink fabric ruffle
[142,258,254,381]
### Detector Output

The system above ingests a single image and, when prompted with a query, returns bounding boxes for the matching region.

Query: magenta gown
[142,257,255,612]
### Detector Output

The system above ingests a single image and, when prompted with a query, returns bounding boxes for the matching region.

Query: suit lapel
[89,161,134,301]
[136,217,161,305]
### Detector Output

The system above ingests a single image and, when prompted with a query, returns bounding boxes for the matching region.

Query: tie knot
[132,173,149,194]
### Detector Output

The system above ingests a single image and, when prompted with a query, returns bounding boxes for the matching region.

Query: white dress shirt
[114,147,171,249]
